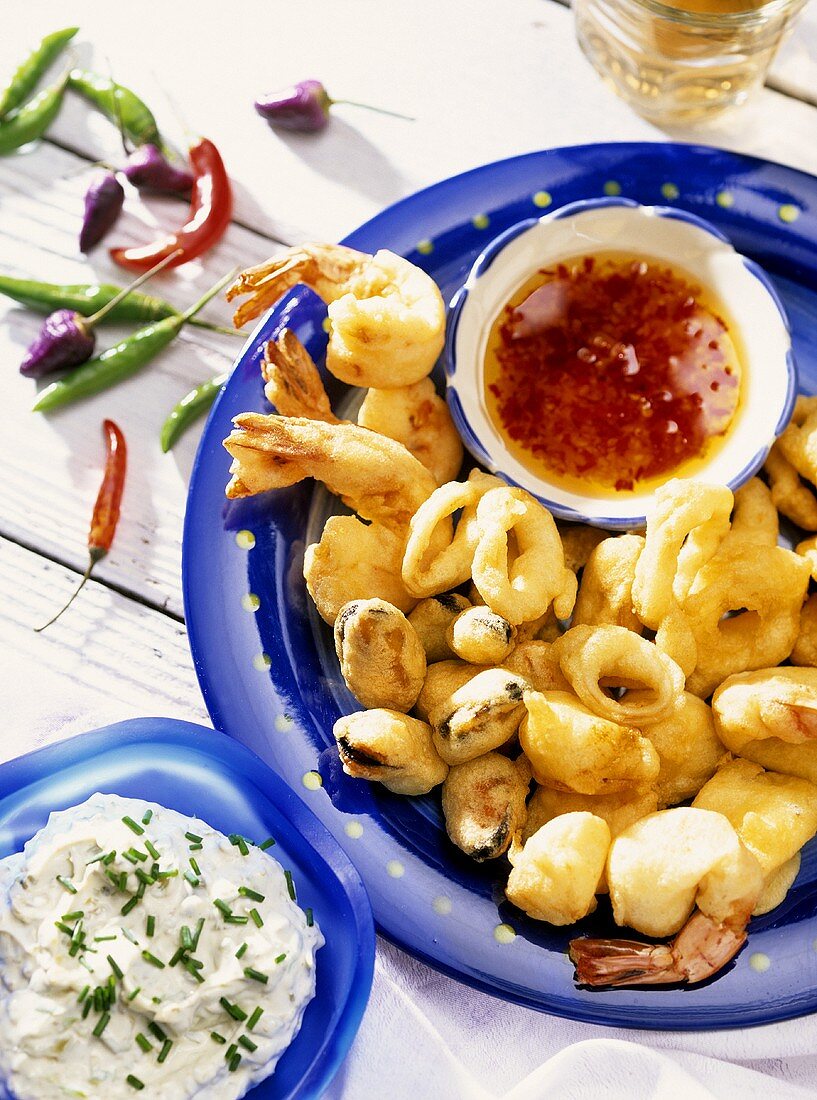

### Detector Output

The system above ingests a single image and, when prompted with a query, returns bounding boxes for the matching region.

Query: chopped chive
[211,1031,227,1044]
[128,987,141,1001]
[144,839,160,860]
[82,998,93,1019]
[284,870,296,901]
[249,908,263,928]
[180,926,194,951]
[56,875,77,895]
[214,898,232,917]
[135,868,154,886]
[92,1012,110,1038]
[122,816,144,836]
[168,946,186,967]
[103,851,118,866]
[63,910,84,922]
[191,918,205,950]
[122,927,139,945]
[106,870,122,891]
[244,967,268,984]
[135,1033,153,1053]
[68,941,82,957]
[129,848,148,862]
[259,837,276,850]
[108,955,124,979]
[136,882,146,900]
[239,1035,258,1052]
[86,853,106,866]
[126,1076,144,1091]
[183,871,200,888]
[141,809,153,825]
[121,896,140,916]
[141,950,165,969]
[94,935,117,943]
[120,871,128,891]
[220,997,247,1021]
[225,1043,238,1061]
[189,843,203,852]
[238,887,265,903]
[122,851,139,865]
[306,907,314,926]
[156,869,178,880]
[237,837,249,856]
[150,863,160,879]
[186,956,204,969]
[247,1006,264,1030]
[229,1052,242,1071]
[235,942,248,959]
[93,988,103,1012]
[225,915,249,925]
[183,959,205,983]
[184,831,202,843]
[55,921,74,936]
[158,1038,172,1063]
[78,985,90,1003]
[275,953,286,964]
[152,996,162,1004]
[148,1022,166,1042]
[146,915,155,938]
[189,857,201,876]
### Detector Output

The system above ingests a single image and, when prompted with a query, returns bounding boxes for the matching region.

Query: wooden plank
[0,537,209,765]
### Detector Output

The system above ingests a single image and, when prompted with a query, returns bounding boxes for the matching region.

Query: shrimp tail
[262,329,340,423]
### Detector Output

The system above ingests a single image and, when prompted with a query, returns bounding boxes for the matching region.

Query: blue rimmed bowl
[445,196,796,529]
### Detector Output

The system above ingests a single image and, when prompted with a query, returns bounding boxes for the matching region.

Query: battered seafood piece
[754,855,802,916]
[712,668,817,784]
[777,394,817,491]
[228,245,446,388]
[224,414,437,531]
[471,487,577,625]
[441,753,529,860]
[447,606,516,665]
[408,594,471,663]
[765,441,817,531]
[727,477,779,547]
[692,758,817,913]
[523,786,658,858]
[572,534,645,634]
[791,594,817,667]
[554,625,684,727]
[358,378,463,486]
[413,659,489,723]
[262,328,339,422]
[333,709,448,795]
[503,641,570,693]
[506,813,611,925]
[515,607,562,643]
[569,808,763,987]
[557,524,607,575]
[520,691,660,795]
[642,692,724,807]
[334,598,426,711]
[428,668,529,765]
[795,533,817,582]
[304,515,417,624]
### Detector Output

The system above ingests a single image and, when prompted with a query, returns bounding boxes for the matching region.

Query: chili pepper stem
[190,321,242,337]
[34,548,105,633]
[329,98,414,122]
[85,249,183,327]
[180,268,239,322]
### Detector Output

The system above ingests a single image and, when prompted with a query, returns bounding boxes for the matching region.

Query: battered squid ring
[777,395,817,486]
[471,487,577,626]
[401,471,502,597]
[554,625,684,726]
[764,442,817,531]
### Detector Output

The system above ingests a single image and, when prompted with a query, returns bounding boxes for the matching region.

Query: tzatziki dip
[0,793,323,1099]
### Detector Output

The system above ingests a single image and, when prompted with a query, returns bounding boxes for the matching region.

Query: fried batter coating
[224,414,437,532]
[777,394,817,487]
[765,441,817,530]
[408,594,471,663]
[442,753,529,861]
[506,813,611,925]
[304,516,417,624]
[358,379,463,486]
[428,668,529,765]
[554,625,684,727]
[447,606,516,665]
[333,709,448,795]
[606,808,762,938]
[557,524,607,575]
[261,328,339,422]
[753,855,800,916]
[519,691,659,796]
[334,599,426,712]
[795,534,817,582]
[523,786,658,847]
[573,534,645,634]
[516,607,563,643]
[414,659,489,723]
[642,693,724,808]
[792,594,817,667]
[471,487,577,625]
[727,477,779,547]
[503,642,571,693]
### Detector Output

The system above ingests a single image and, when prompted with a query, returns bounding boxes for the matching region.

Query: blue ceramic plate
[184,143,817,1030]
[0,719,374,1099]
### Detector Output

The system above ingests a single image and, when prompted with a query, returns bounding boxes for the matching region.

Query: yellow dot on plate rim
[432,895,452,916]
[252,653,271,671]
[345,821,364,839]
[235,530,256,550]
[749,951,771,973]
[661,182,679,200]
[716,190,734,209]
[532,190,552,208]
[417,239,434,255]
[321,316,331,333]
[472,212,490,229]
[779,203,800,224]
[603,180,622,196]
[494,923,516,944]
[386,859,405,878]
[241,593,260,613]
[302,770,322,791]
[274,714,294,732]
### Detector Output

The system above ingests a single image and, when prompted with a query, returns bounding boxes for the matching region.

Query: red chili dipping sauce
[484,252,743,493]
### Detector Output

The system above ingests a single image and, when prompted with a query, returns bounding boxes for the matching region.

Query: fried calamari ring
[791,594,817,667]
[777,395,817,487]
[554,625,684,727]
[764,442,817,531]
[503,642,571,693]
[401,471,502,597]
[471,487,577,625]
[447,607,516,665]
[520,691,659,796]
[304,516,417,624]
[572,535,645,634]
[408,594,471,663]
[683,543,810,698]
[641,693,724,808]
[333,709,448,795]
[428,668,528,765]
[334,599,426,712]
[506,813,611,926]
[727,477,779,548]
[442,753,529,861]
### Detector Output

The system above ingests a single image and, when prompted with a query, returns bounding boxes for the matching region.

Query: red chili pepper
[109,137,232,272]
[36,419,127,632]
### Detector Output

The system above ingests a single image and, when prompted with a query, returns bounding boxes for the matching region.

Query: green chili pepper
[0,26,78,120]
[33,270,235,413]
[0,274,239,336]
[160,371,229,452]
[0,68,69,155]
[68,69,162,149]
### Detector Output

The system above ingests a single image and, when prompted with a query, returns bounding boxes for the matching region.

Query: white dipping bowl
[445,197,796,529]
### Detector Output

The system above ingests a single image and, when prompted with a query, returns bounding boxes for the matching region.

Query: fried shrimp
[572,534,645,634]
[428,668,529,765]
[333,709,448,795]
[358,379,464,486]
[261,328,339,422]
[227,245,446,388]
[408,594,472,663]
[304,516,417,624]
[334,599,426,711]
[442,753,529,861]
[224,414,437,531]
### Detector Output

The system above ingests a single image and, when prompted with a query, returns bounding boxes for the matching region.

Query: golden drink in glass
[575,0,808,124]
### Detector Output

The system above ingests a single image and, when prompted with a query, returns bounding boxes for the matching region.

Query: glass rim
[622,0,805,26]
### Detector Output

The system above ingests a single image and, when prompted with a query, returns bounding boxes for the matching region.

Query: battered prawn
[227,245,446,389]
[261,329,339,422]
[223,414,437,532]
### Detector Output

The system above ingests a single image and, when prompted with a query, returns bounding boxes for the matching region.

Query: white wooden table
[2,3,817,1097]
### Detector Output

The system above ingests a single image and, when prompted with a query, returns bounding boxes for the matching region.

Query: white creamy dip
[0,793,323,1099]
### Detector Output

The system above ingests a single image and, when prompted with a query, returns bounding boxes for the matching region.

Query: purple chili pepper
[121,144,194,193]
[19,309,94,378]
[254,78,412,133]
[79,171,125,253]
